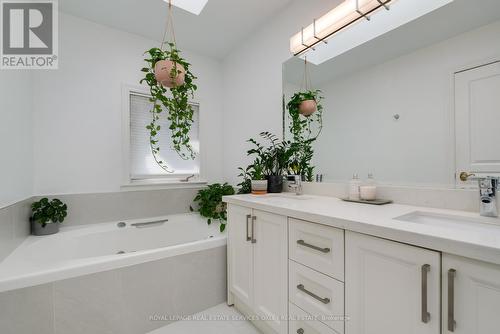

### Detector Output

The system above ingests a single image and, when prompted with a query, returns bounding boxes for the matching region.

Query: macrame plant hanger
[161,0,177,51]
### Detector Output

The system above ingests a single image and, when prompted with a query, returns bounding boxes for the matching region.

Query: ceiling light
[290,0,394,55]
[163,0,208,15]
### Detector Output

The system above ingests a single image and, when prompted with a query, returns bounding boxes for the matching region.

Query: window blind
[129,93,200,179]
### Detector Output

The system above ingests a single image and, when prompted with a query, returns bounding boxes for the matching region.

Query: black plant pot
[267,175,283,193]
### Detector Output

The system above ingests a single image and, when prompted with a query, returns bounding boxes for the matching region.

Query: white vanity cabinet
[442,254,500,334]
[227,204,288,334]
[345,231,441,334]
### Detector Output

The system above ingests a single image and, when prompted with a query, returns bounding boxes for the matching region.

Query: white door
[345,231,440,334]
[228,204,253,306]
[253,209,288,334]
[442,254,500,334]
[455,61,500,186]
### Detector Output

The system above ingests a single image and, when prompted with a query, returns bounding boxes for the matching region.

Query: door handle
[448,269,457,332]
[297,284,330,304]
[245,214,251,241]
[297,240,330,253]
[421,264,431,323]
[251,216,257,244]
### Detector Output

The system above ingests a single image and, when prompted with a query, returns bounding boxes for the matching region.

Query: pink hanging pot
[299,99,317,116]
[154,59,186,88]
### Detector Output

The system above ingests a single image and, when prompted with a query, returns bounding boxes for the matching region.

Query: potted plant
[288,90,323,116]
[141,44,198,173]
[191,183,235,232]
[30,198,68,236]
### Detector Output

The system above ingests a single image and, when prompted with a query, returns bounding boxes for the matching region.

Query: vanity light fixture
[290,0,394,56]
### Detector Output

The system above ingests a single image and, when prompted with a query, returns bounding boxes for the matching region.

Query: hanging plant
[140,0,198,172]
[286,58,324,181]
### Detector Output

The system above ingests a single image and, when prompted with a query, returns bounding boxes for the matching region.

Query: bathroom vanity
[224,194,500,334]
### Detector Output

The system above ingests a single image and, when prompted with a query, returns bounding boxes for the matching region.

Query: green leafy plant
[286,90,324,181]
[31,198,68,227]
[192,183,235,232]
[141,43,198,172]
[237,132,298,193]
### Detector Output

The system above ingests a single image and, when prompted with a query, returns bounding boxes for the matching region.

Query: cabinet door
[228,204,253,306]
[443,254,500,334]
[346,231,440,334]
[253,209,288,334]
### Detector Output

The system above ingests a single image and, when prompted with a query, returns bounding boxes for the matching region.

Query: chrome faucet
[478,177,499,217]
[288,175,303,195]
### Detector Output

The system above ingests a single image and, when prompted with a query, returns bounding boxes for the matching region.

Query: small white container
[360,186,377,201]
[348,174,362,200]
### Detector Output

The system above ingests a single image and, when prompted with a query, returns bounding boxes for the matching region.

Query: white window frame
[121,84,206,190]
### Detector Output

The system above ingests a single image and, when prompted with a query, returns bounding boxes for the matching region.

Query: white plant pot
[251,180,268,195]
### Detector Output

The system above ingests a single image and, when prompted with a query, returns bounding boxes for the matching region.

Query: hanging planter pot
[299,99,317,116]
[154,59,186,88]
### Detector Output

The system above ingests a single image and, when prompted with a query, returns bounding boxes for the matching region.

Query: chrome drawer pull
[297,284,330,304]
[421,264,431,323]
[251,216,257,244]
[297,240,330,253]
[246,214,251,241]
[448,269,457,332]
[297,329,304,334]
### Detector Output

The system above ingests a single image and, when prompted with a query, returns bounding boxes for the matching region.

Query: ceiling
[284,0,500,87]
[59,0,293,59]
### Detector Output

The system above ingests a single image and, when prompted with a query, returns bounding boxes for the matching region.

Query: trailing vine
[286,90,323,181]
[140,43,198,172]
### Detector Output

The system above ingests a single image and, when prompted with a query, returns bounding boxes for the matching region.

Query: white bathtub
[0,213,226,293]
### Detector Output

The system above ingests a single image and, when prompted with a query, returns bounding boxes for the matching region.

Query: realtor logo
[1,0,58,69]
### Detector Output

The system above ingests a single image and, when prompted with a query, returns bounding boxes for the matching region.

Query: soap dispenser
[348,174,362,200]
[360,173,377,201]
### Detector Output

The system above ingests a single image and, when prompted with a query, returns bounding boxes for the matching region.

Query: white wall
[0,72,33,207]
[221,0,338,185]
[312,20,500,187]
[33,13,224,195]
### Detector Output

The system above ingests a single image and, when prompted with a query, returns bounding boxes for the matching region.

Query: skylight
[163,0,208,15]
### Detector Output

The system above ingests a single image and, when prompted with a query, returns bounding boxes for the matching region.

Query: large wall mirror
[283,0,500,188]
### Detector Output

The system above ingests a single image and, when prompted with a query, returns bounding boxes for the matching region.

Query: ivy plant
[286,90,324,181]
[31,198,68,227]
[141,43,198,172]
[191,183,235,232]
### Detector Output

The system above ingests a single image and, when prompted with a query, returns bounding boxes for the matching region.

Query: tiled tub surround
[0,213,225,292]
[0,246,227,334]
[0,198,32,262]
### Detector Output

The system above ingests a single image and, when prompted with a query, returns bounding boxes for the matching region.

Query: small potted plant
[30,198,68,236]
[191,183,235,232]
[250,162,268,195]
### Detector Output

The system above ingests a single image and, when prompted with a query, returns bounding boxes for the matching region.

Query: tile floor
[147,303,261,334]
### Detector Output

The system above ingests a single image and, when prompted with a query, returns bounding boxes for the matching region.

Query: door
[228,204,253,306]
[443,254,500,334]
[253,209,288,334]
[455,61,500,186]
[345,231,440,334]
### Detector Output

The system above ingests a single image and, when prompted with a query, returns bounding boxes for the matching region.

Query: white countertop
[223,193,500,265]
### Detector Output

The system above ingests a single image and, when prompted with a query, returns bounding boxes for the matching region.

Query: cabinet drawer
[289,218,344,281]
[289,303,340,334]
[289,261,344,334]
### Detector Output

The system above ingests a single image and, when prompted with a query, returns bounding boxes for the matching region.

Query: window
[123,86,201,185]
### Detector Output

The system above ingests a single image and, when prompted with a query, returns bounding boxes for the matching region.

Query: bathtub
[0,213,226,293]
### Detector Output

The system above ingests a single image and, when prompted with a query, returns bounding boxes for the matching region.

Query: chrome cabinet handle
[297,240,330,253]
[245,214,251,241]
[297,329,304,334]
[448,269,457,332]
[297,284,330,304]
[421,264,431,323]
[251,216,257,244]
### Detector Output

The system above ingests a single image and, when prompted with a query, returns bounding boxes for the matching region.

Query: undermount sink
[265,193,313,200]
[395,211,500,233]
